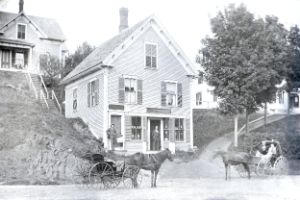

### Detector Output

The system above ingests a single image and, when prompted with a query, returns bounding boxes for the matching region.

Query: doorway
[149,119,161,151]
[110,115,123,148]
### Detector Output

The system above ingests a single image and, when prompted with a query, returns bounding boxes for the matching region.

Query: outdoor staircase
[26,73,62,113]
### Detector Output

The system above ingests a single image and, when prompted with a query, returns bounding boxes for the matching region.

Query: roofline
[40,37,66,43]
[60,63,113,85]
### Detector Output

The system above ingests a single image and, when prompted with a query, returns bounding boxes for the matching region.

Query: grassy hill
[0,71,100,184]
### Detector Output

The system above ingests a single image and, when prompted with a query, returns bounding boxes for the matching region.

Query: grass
[0,71,100,184]
[193,109,262,151]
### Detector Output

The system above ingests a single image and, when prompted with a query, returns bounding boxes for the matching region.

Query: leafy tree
[198,4,288,147]
[286,26,300,110]
[62,42,95,77]
[40,54,62,87]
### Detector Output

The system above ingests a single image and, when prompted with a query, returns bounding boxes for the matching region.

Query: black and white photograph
[0,0,300,199]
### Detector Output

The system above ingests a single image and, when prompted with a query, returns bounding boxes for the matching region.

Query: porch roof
[0,37,35,48]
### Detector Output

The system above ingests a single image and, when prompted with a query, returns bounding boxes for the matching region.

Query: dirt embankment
[0,71,100,184]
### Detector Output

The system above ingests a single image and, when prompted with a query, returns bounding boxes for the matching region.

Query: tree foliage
[198,4,288,116]
[62,42,95,78]
[40,54,62,87]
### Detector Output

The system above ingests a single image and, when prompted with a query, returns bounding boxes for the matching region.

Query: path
[160,114,286,179]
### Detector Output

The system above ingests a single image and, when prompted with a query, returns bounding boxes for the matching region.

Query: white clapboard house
[61,8,197,153]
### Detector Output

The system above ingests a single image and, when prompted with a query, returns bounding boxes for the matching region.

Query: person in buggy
[255,139,281,167]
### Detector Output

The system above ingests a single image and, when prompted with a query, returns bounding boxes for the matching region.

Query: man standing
[152,126,160,151]
[107,124,117,150]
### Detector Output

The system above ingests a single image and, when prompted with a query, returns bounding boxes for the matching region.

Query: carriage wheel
[273,156,288,175]
[122,165,142,188]
[256,160,272,176]
[89,162,115,189]
[71,158,91,188]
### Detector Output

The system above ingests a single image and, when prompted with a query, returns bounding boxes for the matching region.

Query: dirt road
[0,176,299,200]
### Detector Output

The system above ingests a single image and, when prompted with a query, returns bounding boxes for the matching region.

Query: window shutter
[177,83,183,107]
[161,81,167,106]
[142,116,147,142]
[125,115,131,141]
[137,79,143,105]
[87,82,91,107]
[95,79,99,105]
[119,77,125,104]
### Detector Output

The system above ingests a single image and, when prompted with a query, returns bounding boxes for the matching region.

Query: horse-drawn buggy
[72,152,142,189]
[236,139,288,177]
[72,148,173,188]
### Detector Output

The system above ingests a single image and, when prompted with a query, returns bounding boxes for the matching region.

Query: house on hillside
[191,71,218,110]
[61,8,197,153]
[0,0,67,74]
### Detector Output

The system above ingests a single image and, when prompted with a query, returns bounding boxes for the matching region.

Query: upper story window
[161,81,182,107]
[166,82,177,107]
[125,78,137,104]
[196,92,202,106]
[17,24,26,40]
[87,79,99,107]
[73,88,78,112]
[145,43,157,69]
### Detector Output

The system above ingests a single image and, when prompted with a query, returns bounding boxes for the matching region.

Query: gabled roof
[61,15,197,85]
[0,11,66,41]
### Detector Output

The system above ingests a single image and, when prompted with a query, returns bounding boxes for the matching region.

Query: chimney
[19,0,24,13]
[119,7,128,32]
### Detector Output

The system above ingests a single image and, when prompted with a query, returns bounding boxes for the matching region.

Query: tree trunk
[245,110,249,135]
[234,115,238,147]
[264,102,267,126]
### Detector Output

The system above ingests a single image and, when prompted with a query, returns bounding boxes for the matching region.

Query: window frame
[16,23,27,40]
[131,116,142,141]
[175,118,184,142]
[144,42,158,69]
[88,78,98,107]
[165,81,178,107]
[124,77,138,104]
[72,88,78,113]
[196,92,202,106]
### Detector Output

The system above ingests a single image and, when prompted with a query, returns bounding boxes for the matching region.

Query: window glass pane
[17,24,26,39]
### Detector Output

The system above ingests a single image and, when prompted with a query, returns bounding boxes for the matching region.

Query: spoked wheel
[89,162,118,189]
[122,165,142,188]
[71,158,91,188]
[273,156,288,175]
[256,160,272,176]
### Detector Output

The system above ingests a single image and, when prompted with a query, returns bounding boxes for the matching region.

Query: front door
[1,50,11,69]
[110,115,123,148]
[150,119,161,151]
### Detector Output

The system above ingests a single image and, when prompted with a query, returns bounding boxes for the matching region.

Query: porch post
[234,115,238,147]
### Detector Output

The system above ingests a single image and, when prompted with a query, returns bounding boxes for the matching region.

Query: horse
[212,150,252,180]
[125,148,174,187]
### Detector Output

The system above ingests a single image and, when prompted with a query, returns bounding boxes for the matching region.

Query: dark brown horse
[125,148,174,187]
[212,150,252,180]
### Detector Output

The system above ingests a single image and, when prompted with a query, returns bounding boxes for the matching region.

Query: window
[166,82,177,107]
[210,90,217,102]
[163,118,169,141]
[17,24,26,39]
[175,118,184,141]
[196,92,202,106]
[131,117,142,140]
[145,43,157,68]
[73,88,77,112]
[87,79,99,107]
[278,91,284,104]
[125,78,137,104]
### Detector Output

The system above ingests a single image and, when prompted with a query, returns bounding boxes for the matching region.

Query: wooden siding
[0,15,65,74]
[65,70,104,139]
[107,27,192,151]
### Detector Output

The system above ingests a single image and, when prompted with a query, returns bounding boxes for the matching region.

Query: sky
[1,0,300,64]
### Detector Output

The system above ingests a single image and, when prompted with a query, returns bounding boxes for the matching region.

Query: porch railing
[25,72,38,99]
[40,89,49,109]
[51,90,62,113]
[39,75,49,99]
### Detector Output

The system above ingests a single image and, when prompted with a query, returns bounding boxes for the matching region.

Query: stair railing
[51,90,62,113]
[40,89,49,109]
[26,72,38,99]
[39,75,49,99]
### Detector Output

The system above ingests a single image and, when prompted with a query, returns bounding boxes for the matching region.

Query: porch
[0,38,33,72]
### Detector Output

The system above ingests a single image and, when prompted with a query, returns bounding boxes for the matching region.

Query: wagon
[236,140,288,177]
[72,152,142,189]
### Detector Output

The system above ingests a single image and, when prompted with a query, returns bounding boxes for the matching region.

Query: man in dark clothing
[107,124,118,150]
[152,126,160,151]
